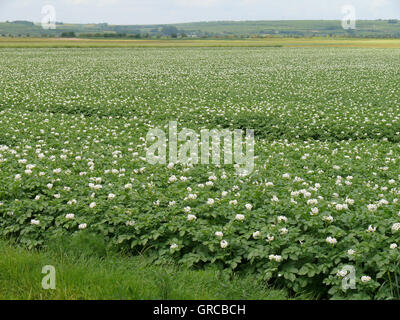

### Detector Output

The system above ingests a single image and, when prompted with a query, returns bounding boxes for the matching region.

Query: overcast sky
[0,0,399,24]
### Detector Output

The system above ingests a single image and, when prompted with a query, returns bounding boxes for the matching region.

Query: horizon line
[2,18,399,27]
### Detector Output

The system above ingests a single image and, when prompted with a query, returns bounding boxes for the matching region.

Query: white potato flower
[220,240,228,249]
[307,199,318,206]
[168,201,176,207]
[269,255,282,262]
[277,216,288,223]
[30,219,40,225]
[253,231,261,239]
[168,175,177,183]
[392,223,400,232]
[266,234,274,242]
[322,215,334,223]
[336,204,348,211]
[326,237,337,245]
[235,214,245,221]
[126,220,135,227]
[337,270,348,278]
[279,228,288,235]
[215,231,223,238]
[167,162,174,169]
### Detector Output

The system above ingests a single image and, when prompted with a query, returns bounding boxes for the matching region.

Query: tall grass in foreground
[0,234,297,300]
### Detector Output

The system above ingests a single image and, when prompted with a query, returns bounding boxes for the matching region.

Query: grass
[0,234,302,300]
[1,37,400,48]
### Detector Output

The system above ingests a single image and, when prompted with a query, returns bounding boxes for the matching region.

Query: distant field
[1,37,400,48]
[1,20,400,38]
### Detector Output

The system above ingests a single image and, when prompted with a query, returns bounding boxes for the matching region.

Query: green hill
[0,19,399,38]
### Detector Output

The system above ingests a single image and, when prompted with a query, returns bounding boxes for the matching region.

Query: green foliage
[0,47,399,300]
[61,31,76,38]
[161,25,179,37]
